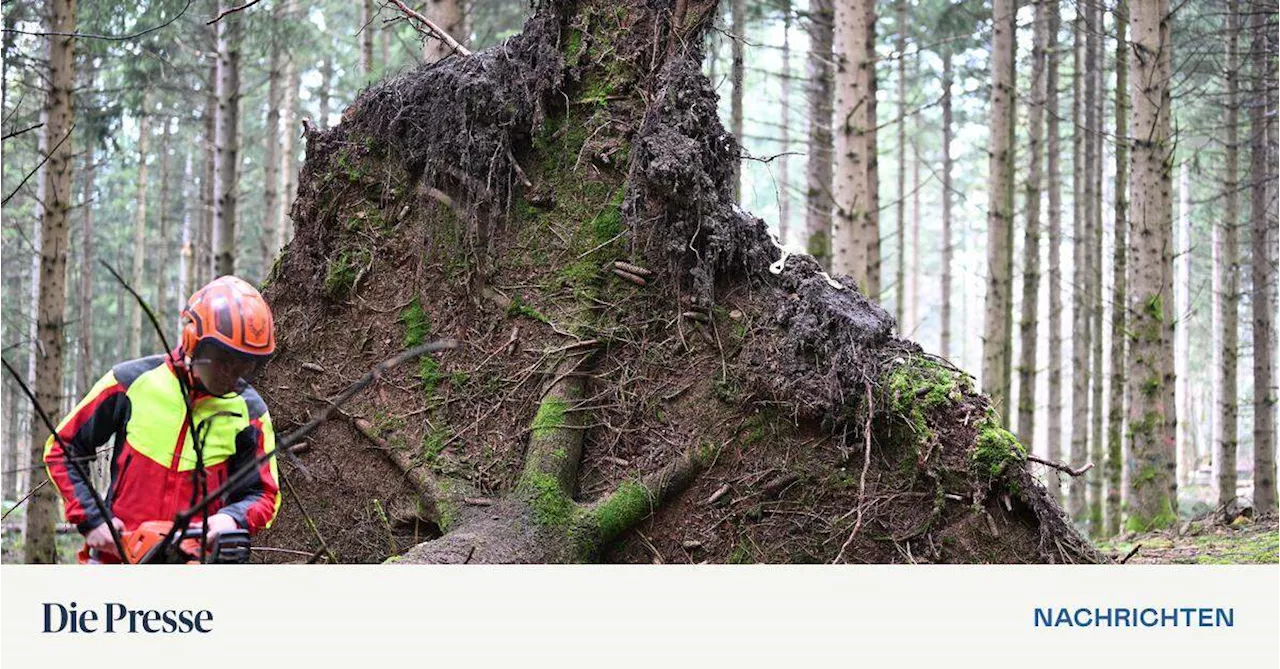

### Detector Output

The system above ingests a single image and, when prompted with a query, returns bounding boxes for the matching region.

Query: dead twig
[1027,454,1094,477]
[207,0,263,24]
[387,0,472,57]
[1120,543,1142,564]
[833,383,875,564]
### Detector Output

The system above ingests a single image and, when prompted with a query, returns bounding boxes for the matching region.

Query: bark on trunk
[179,147,195,339]
[832,0,877,295]
[778,0,791,246]
[78,149,96,395]
[263,10,283,276]
[1250,0,1278,515]
[729,0,744,202]
[1126,0,1178,531]
[128,99,149,359]
[1087,0,1106,536]
[1068,8,1090,522]
[940,47,953,359]
[1175,163,1191,488]
[983,0,1015,426]
[1106,0,1129,536]
[1045,0,1063,503]
[362,0,375,76]
[1016,0,1049,452]
[804,0,834,269]
[1216,0,1241,518]
[279,0,301,252]
[200,59,216,288]
[213,6,241,277]
[25,0,76,563]
[422,0,469,64]
[319,52,333,129]
[893,0,906,326]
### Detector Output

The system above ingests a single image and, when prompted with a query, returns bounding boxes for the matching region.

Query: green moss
[590,187,625,243]
[400,298,431,348]
[971,419,1027,478]
[593,481,653,541]
[806,231,830,262]
[422,426,449,462]
[565,29,584,64]
[885,358,964,447]
[522,471,576,527]
[728,540,754,564]
[506,295,550,324]
[419,355,445,393]
[532,396,568,439]
[1124,500,1178,533]
[324,249,368,299]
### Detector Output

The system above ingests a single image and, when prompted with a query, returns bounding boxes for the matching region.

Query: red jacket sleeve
[43,371,126,533]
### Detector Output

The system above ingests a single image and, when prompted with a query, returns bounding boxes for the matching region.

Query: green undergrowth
[324,248,369,299]
[399,297,447,391]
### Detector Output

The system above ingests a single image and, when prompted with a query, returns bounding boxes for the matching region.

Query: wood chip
[681,310,710,323]
[288,442,311,455]
[706,484,731,505]
[681,540,703,550]
[301,362,326,373]
[463,497,494,506]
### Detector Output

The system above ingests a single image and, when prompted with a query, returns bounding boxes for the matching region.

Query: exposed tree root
[258,0,1103,564]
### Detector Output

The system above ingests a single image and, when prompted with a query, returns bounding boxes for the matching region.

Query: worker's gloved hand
[84,517,126,555]
[202,513,239,545]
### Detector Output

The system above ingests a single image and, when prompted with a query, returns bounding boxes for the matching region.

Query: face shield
[189,339,270,397]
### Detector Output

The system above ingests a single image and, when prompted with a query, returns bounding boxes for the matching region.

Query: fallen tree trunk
[257,0,1102,564]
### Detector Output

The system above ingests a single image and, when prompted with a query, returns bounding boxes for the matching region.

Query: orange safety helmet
[180,276,276,359]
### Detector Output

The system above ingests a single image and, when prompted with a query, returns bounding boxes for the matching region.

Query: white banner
[2,566,1276,667]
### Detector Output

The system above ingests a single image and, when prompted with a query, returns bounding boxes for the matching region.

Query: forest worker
[43,276,282,563]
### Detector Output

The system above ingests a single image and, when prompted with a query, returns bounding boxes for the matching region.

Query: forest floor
[1,501,81,563]
[1093,515,1278,564]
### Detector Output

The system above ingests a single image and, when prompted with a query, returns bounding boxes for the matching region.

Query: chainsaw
[77,520,252,565]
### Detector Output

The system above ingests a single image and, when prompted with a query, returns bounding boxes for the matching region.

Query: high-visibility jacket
[44,351,281,536]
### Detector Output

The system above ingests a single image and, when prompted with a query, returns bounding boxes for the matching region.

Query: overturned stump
[256,0,1102,564]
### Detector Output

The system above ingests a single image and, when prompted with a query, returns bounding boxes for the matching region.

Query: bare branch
[386,0,472,57]
[207,0,265,26]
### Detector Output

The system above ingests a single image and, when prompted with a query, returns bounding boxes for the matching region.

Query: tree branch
[386,0,472,57]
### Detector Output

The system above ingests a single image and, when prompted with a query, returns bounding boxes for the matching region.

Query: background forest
[1,0,1277,562]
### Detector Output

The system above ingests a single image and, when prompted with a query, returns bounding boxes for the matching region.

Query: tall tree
[1106,0,1129,536]
[212,5,242,277]
[1175,162,1192,486]
[24,0,77,563]
[362,0,375,76]
[1126,0,1178,531]
[128,97,150,359]
[832,0,877,293]
[1017,0,1050,451]
[1068,4,1090,522]
[1045,0,1064,503]
[730,0,745,202]
[778,0,792,245]
[279,0,302,253]
[1217,0,1242,518]
[1250,0,1277,515]
[983,0,1015,425]
[940,44,954,358]
[894,0,907,325]
[263,6,284,274]
[78,148,96,397]
[804,0,834,269]
[1088,0,1106,535]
